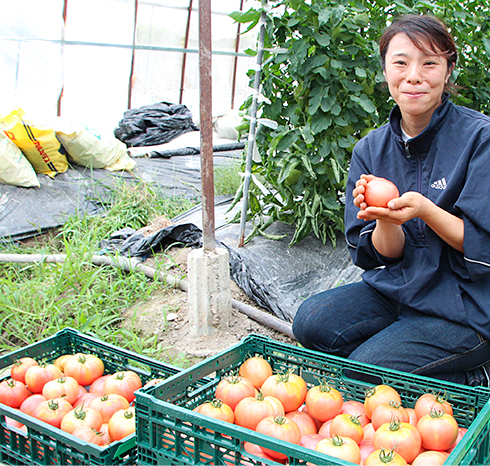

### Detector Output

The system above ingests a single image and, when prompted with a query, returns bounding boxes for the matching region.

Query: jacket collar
[389,92,452,149]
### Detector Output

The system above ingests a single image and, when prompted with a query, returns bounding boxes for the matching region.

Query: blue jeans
[292,282,490,386]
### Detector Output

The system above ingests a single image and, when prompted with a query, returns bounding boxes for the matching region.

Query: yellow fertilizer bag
[0,108,68,178]
[0,131,40,187]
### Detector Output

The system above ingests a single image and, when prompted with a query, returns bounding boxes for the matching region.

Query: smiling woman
[293,14,490,388]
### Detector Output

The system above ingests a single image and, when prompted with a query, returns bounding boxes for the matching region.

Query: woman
[292,14,490,386]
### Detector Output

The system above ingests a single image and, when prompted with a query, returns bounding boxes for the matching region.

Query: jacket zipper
[404,141,426,239]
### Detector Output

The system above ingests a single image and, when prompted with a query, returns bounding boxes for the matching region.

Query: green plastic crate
[135,333,490,466]
[0,327,182,466]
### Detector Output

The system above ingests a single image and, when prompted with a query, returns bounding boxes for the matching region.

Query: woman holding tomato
[293,14,490,386]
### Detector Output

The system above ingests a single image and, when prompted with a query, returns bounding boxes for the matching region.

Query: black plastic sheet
[114,102,198,147]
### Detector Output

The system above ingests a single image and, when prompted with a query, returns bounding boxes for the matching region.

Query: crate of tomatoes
[0,327,182,466]
[135,333,490,466]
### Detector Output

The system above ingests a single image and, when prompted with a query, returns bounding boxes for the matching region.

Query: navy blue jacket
[345,94,490,340]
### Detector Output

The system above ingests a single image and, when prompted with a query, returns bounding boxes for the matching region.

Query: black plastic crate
[0,327,182,465]
[135,333,490,465]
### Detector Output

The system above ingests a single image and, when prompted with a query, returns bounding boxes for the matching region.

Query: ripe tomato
[239,356,273,390]
[73,392,99,409]
[42,376,80,405]
[364,384,401,419]
[300,433,325,450]
[414,392,453,419]
[108,407,136,441]
[20,393,47,416]
[315,435,361,464]
[261,370,307,412]
[372,418,421,464]
[0,378,31,408]
[364,447,408,465]
[88,393,130,423]
[411,450,449,465]
[363,422,376,442]
[143,378,166,389]
[215,375,255,411]
[10,357,38,384]
[360,441,376,464]
[330,413,364,444]
[53,354,73,373]
[24,363,63,394]
[255,415,302,461]
[318,418,333,437]
[32,397,73,428]
[193,398,234,424]
[71,425,106,446]
[416,408,459,451]
[60,405,103,434]
[63,353,104,386]
[285,410,317,436]
[371,401,409,430]
[89,374,111,395]
[234,391,284,430]
[340,399,369,427]
[447,427,468,452]
[305,380,343,422]
[99,422,112,445]
[243,441,276,462]
[364,177,399,208]
[103,371,142,403]
[405,407,418,426]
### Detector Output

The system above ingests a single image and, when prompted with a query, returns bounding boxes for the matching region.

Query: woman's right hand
[353,174,376,209]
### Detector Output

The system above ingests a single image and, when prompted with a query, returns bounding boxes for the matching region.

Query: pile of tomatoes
[0,353,161,447]
[192,356,468,465]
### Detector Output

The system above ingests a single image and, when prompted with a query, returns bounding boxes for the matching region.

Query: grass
[0,178,198,366]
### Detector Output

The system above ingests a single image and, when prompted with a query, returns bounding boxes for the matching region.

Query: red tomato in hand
[103,371,142,403]
[215,375,255,411]
[255,415,302,461]
[25,364,63,394]
[261,371,307,412]
[239,356,273,390]
[10,357,38,384]
[315,435,361,464]
[416,408,459,451]
[63,353,104,386]
[234,391,284,431]
[373,418,422,464]
[364,177,399,207]
[0,379,31,408]
[108,407,136,441]
[305,380,343,422]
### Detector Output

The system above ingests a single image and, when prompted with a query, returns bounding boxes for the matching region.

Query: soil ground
[122,243,298,367]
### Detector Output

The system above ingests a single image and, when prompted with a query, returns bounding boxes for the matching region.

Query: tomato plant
[364,385,401,419]
[108,407,136,441]
[32,397,73,428]
[10,357,38,384]
[315,435,361,464]
[60,405,103,434]
[88,393,130,423]
[24,363,63,394]
[193,398,234,424]
[260,370,307,412]
[71,425,106,446]
[372,418,422,464]
[285,409,317,436]
[364,447,408,465]
[330,413,364,444]
[255,415,302,461]
[239,356,273,389]
[103,371,142,403]
[63,353,104,386]
[416,408,459,451]
[371,401,409,430]
[364,177,399,207]
[0,378,31,408]
[234,391,284,431]
[414,392,453,419]
[42,376,80,405]
[305,379,343,422]
[215,375,256,411]
[411,450,449,465]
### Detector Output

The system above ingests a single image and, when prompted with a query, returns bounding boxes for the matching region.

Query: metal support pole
[237,3,267,247]
[199,0,215,251]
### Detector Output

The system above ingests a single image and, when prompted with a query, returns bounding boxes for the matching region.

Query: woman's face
[383,33,452,125]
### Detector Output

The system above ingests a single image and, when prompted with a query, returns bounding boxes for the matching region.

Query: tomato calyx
[6,379,18,388]
[123,409,135,420]
[318,379,335,393]
[74,405,88,420]
[429,407,446,418]
[76,354,88,364]
[388,417,402,431]
[255,390,265,401]
[349,414,362,426]
[48,399,61,411]
[388,400,402,409]
[206,398,226,409]
[330,434,346,447]
[274,368,295,383]
[377,447,398,464]
[272,415,288,425]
